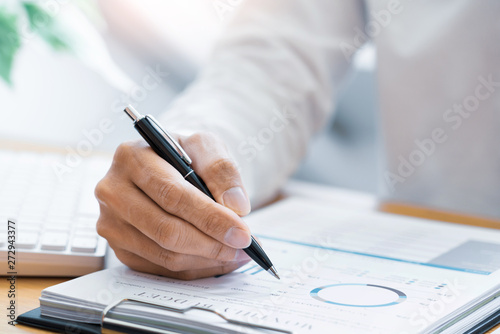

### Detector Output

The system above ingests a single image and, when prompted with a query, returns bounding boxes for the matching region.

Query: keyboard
[0,149,110,276]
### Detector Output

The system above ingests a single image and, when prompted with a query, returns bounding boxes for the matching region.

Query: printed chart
[310,283,407,307]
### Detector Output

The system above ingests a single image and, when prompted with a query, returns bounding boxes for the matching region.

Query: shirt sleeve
[159,0,366,207]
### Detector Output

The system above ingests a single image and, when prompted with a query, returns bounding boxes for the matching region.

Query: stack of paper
[40,198,500,333]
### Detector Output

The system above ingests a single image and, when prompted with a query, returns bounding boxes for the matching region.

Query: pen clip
[146,115,193,165]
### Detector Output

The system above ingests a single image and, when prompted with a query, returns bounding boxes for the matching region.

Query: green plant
[0,2,72,86]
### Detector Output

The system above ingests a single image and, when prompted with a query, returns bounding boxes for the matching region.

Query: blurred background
[0,0,380,194]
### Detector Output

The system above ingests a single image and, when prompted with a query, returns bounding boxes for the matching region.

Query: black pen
[124,105,280,280]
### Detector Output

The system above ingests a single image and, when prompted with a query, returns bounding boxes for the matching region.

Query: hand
[95,132,252,280]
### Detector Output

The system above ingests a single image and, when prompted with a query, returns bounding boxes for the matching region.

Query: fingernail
[234,249,250,261]
[225,227,251,248]
[222,187,251,215]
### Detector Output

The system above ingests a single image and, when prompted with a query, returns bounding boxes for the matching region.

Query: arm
[96,0,366,279]
[160,0,366,206]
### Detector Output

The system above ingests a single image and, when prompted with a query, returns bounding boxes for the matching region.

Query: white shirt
[160,0,500,218]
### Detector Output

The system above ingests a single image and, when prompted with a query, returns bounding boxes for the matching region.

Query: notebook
[36,198,500,333]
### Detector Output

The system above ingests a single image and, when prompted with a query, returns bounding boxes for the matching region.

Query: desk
[3,180,500,333]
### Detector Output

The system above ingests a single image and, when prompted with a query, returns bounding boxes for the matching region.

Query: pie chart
[310,283,407,307]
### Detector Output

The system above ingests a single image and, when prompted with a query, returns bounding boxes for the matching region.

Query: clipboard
[101,298,293,334]
[17,300,293,334]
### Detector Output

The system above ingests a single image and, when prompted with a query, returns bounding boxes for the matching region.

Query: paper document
[41,198,500,333]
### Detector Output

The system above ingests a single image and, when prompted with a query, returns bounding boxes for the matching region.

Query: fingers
[114,248,248,280]
[112,140,252,249]
[179,132,251,216]
[95,136,255,279]
[102,219,250,271]
[96,178,249,262]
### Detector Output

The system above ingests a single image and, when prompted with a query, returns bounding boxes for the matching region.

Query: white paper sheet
[41,198,500,333]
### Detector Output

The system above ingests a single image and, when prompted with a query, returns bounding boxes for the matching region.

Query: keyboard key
[76,217,98,229]
[46,226,72,233]
[41,232,68,251]
[18,212,46,221]
[71,237,97,253]
[17,232,39,249]
[75,228,98,237]
[48,222,74,233]
[18,223,42,232]
[46,217,73,225]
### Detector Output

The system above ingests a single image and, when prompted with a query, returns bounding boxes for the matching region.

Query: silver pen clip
[147,115,193,165]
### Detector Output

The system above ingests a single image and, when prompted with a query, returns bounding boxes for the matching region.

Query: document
[40,198,500,333]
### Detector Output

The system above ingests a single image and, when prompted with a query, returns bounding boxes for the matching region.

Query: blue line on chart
[251,268,264,275]
[240,265,257,274]
[255,235,491,275]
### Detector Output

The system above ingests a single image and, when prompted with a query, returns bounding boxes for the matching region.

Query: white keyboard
[0,149,110,276]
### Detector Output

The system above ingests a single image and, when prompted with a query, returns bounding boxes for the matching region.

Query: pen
[124,105,280,280]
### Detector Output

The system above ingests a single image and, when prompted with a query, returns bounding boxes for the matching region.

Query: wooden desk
[3,195,500,333]
[1,278,68,333]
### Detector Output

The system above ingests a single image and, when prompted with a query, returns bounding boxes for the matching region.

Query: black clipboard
[17,298,293,334]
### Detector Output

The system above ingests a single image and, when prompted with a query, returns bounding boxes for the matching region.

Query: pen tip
[268,267,280,280]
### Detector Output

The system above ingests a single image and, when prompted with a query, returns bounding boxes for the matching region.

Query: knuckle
[94,178,122,213]
[94,179,111,204]
[114,249,134,266]
[180,131,226,157]
[158,251,181,271]
[96,215,119,240]
[198,213,228,238]
[113,140,146,173]
[207,158,239,183]
[154,219,176,248]
[185,131,218,146]
[171,231,190,251]
[155,218,195,255]
[112,248,125,258]
[114,141,135,162]
[156,180,185,210]
[95,217,108,237]
[208,243,230,261]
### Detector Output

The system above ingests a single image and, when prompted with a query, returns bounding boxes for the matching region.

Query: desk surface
[3,181,500,333]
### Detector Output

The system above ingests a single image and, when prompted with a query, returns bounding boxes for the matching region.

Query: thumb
[179,132,251,216]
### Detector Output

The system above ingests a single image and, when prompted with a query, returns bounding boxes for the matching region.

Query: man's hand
[95,132,252,280]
